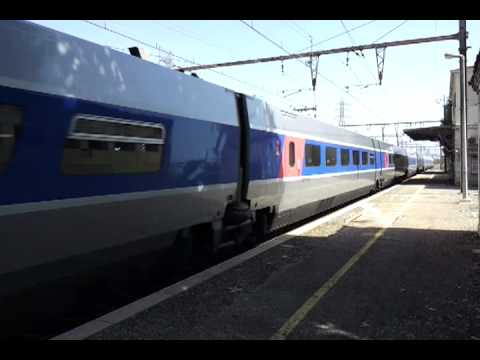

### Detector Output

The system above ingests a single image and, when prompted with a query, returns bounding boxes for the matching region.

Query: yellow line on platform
[270,185,423,340]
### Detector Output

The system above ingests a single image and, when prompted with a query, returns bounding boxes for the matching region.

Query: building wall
[451,67,480,187]
[453,124,478,186]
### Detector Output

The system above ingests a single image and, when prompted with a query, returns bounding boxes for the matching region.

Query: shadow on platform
[401,171,456,189]
[289,224,480,339]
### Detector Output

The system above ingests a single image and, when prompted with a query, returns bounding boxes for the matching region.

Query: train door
[352,148,360,180]
[234,93,250,203]
[372,139,381,189]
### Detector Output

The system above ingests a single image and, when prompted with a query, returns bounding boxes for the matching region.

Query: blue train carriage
[423,155,434,170]
[0,20,408,297]
[0,20,247,294]
[245,97,396,230]
[405,147,418,177]
[417,151,425,173]
[392,146,409,178]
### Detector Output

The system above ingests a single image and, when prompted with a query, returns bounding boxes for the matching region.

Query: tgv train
[0,21,429,297]
[419,154,434,173]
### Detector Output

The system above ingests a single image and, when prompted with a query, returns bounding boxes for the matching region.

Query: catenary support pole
[459,54,469,199]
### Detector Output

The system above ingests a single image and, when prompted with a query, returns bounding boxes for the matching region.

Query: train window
[369,153,375,165]
[326,147,337,167]
[341,149,350,166]
[388,153,393,165]
[305,144,320,167]
[362,151,368,165]
[353,150,359,165]
[0,105,23,174]
[62,115,165,175]
[289,142,295,167]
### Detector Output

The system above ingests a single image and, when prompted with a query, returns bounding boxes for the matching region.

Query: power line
[178,33,459,71]
[81,20,445,128]
[81,20,295,109]
[239,21,376,121]
[340,20,357,49]
[340,20,378,84]
[288,20,312,41]
[82,20,195,66]
[240,20,295,57]
[373,20,408,43]
[177,30,458,124]
[341,54,365,86]
[83,19,380,120]
[239,20,320,114]
[318,73,388,122]
[238,21,379,120]
[297,20,377,52]
[342,120,441,127]
[235,21,422,124]
[150,20,237,56]
[339,20,367,86]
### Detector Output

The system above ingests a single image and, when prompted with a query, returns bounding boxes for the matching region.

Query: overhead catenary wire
[150,20,238,56]
[239,21,372,120]
[177,33,459,71]
[302,21,376,99]
[239,20,397,123]
[81,20,296,109]
[340,20,378,84]
[82,20,451,128]
[239,20,320,115]
[83,20,195,66]
[372,20,409,43]
[177,27,458,125]
[297,20,377,52]
[288,20,312,42]
[240,20,293,54]
[239,20,307,67]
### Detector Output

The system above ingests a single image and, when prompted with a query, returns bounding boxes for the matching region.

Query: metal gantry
[177,33,460,72]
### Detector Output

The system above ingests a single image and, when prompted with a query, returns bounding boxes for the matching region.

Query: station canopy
[403,125,453,154]
[403,126,452,142]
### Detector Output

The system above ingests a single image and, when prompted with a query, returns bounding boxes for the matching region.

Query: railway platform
[54,171,480,340]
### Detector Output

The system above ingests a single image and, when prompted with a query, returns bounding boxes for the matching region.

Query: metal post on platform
[445,52,469,200]
[477,89,480,235]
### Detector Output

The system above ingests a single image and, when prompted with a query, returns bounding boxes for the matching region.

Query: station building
[449,66,479,187]
[404,65,479,188]
[469,51,480,188]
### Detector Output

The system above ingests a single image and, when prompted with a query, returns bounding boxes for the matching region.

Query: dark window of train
[341,149,350,166]
[353,150,360,165]
[388,153,393,165]
[326,147,337,167]
[362,151,368,165]
[62,116,165,175]
[0,105,23,174]
[289,142,295,167]
[369,152,375,165]
[305,144,320,167]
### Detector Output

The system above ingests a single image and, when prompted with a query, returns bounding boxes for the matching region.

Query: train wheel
[252,210,271,246]
[170,228,193,271]
[191,224,216,270]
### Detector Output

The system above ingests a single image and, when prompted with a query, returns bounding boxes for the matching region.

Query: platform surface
[56,172,480,340]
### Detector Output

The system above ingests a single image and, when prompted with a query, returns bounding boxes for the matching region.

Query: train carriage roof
[246,95,395,151]
[1,20,398,152]
[0,20,239,128]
